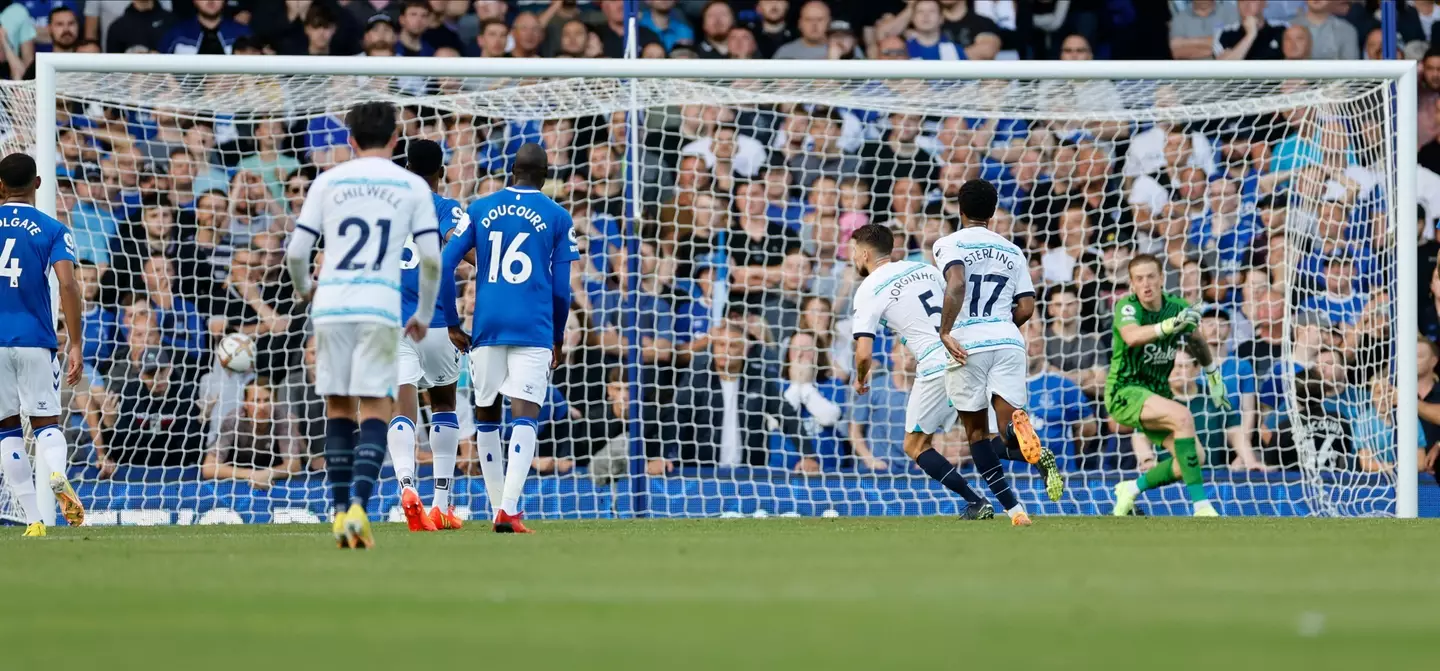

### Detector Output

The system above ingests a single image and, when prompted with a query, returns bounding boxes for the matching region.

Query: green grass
[0,518,1435,670]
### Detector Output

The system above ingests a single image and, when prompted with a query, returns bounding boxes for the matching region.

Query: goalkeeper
[1107,254,1227,518]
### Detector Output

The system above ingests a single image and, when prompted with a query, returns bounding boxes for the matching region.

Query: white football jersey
[931,226,1033,354]
[851,260,953,380]
[295,156,439,327]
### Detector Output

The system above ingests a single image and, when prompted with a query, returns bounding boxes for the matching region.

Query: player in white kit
[934,180,1060,526]
[285,102,442,549]
[847,223,993,520]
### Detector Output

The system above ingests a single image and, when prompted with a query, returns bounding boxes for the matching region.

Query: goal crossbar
[31,52,1421,518]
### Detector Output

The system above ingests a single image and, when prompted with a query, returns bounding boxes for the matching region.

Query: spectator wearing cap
[598,0,660,59]
[105,346,203,466]
[1289,0,1357,60]
[102,1,168,53]
[160,0,249,54]
[1170,0,1238,60]
[640,0,694,51]
[694,0,734,58]
[747,0,793,59]
[361,11,397,56]
[1217,0,1287,61]
[825,19,863,59]
[774,0,828,59]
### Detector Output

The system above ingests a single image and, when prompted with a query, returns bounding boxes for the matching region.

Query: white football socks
[34,426,67,480]
[429,412,460,510]
[499,419,538,517]
[386,417,417,490]
[0,433,40,523]
[476,422,504,520]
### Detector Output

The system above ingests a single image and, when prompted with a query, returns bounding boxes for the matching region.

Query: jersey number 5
[0,239,21,288]
[336,217,392,271]
[486,231,533,284]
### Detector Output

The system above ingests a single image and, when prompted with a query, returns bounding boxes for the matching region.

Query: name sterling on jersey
[478,204,547,231]
[951,245,1018,271]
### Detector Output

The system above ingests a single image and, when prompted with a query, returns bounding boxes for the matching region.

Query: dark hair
[1127,252,1163,275]
[1046,283,1079,301]
[512,143,548,186]
[849,222,894,256]
[345,102,398,151]
[479,18,509,34]
[305,3,336,27]
[49,6,77,23]
[405,139,445,180]
[958,179,998,221]
[0,153,36,190]
[402,0,432,14]
[1426,44,1440,61]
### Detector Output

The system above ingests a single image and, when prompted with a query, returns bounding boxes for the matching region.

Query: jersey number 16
[486,231,533,284]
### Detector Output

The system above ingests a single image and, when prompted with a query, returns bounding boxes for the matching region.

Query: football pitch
[0,517,1433,670]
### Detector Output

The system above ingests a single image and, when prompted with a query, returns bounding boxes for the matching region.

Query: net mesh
[0,70,1405,524]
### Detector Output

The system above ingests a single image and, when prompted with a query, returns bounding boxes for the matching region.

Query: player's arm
[284,188,324,299]
[551,259,573,366]
[938,261,969,363]
[850,291,881,394]
[1118,303,1200,347]
[438,224,476,330]
[52,257,83,386]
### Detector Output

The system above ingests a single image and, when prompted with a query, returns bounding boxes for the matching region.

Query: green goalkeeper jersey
[1105,292,1191,397]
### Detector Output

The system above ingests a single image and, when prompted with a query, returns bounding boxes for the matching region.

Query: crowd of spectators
[10,0,1440,489]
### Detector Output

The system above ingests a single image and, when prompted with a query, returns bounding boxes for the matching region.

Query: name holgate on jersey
[954,246,1018,271]
[332,184,403,210]
[478,203,548,231]
[0,217,44,235]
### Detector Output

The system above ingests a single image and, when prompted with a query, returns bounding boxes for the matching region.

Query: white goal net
[0,59,1418,524]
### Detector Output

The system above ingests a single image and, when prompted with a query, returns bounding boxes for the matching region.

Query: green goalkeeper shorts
[1105,385,1172,445]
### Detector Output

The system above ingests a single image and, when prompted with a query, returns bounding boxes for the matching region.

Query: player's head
[847,222,894,278]
[404,139,445,185]
[0,153,40,202]
[345,102,399,154]
[511,143,548,188]
[957,179,998,225]
[1127,253,1164,305]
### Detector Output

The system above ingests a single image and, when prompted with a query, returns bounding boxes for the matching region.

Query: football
[216,332,256,373]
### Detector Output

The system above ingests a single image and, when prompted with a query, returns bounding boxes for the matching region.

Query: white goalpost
[8,53,1418,524]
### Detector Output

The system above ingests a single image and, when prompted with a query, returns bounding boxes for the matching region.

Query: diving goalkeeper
[1107,254,1229,517]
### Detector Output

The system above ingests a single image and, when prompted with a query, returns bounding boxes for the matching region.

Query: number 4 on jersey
[0,238,21,288]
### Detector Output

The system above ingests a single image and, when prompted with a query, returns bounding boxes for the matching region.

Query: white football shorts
[397,328,462,390]
[944,347,1028,413]
[904,374,957,435]
[469,345,551,407]
[0,347,62,418]
[315,323,401,398]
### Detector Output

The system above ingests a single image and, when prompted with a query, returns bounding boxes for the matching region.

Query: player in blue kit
[0,153,86,536]
[440,143,577,534]
[387,139,472,533]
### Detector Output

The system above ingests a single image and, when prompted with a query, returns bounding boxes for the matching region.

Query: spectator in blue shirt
[640,0,694,51]
[1197,307,1265,470]
[848,338,916,472]
[784,330,846,473]
[1301,258,1369,327]
[60,173,118,266]
[160,0,249,55]
[905,0,963,61]
[141,254,207,362]
[394,0,434,57]
[1021,320,1097,464]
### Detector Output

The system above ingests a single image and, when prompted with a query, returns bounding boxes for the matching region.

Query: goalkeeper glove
[1203,365,1232,412]
[1155,308,1202,338]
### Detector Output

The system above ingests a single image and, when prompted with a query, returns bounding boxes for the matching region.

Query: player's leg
[17,349,82,527]
[1107,386,1173,516]
[0,408,43,535]
[471,347,508,522]
[389,381,433,531]
[419,331,464,529]
[990,349,1064,502]
[947,353,1026,525]
[901,376,989,518]
[345,325,400,545]
[492,347,550,534]
[316,325,360,546]
[426,381,463,529]
[1138,394,1215,516]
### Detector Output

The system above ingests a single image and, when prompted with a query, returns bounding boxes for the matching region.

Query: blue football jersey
[0,204,76,350]
[401,193,468,328]
[449,186,579,349]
